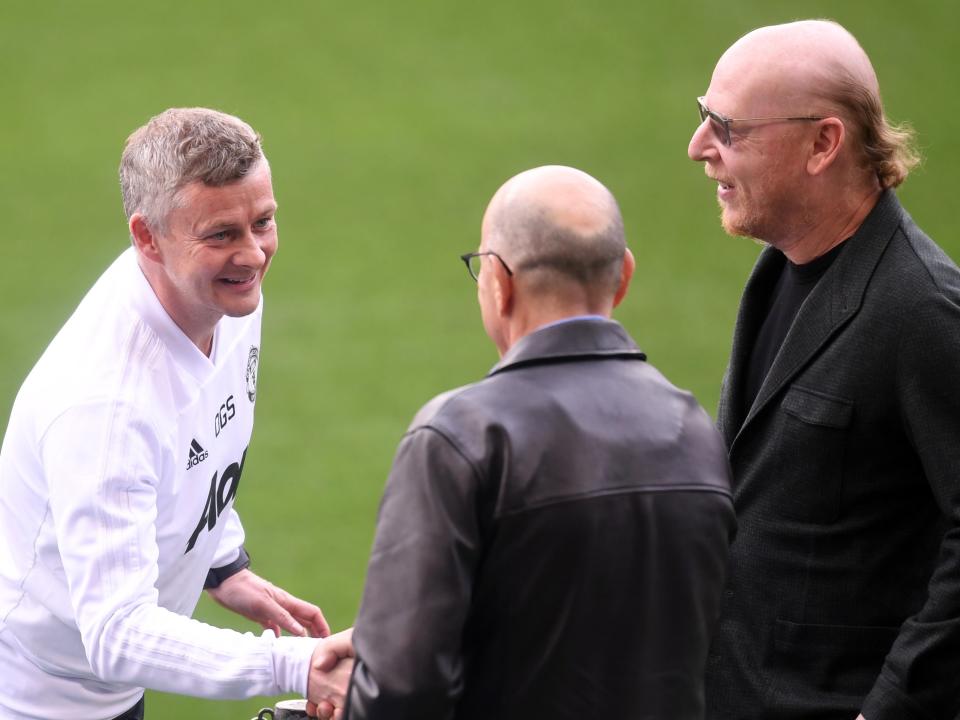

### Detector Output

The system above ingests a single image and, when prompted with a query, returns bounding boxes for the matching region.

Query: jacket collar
[489,318,646,377]
[723,189,903,448]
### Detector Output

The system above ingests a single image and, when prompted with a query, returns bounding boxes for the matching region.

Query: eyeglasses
[460,251,513,282]
[697,96,825,147]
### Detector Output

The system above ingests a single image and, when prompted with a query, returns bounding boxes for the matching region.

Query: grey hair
[119,107,265,232]
[492,199,626,294]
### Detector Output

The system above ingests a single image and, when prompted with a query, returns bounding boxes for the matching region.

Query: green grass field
[2,1,958,717]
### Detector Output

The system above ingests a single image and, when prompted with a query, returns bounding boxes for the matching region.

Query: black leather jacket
[345,318,735,720]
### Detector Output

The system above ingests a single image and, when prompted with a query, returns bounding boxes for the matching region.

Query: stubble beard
[719,198,770,242]
[718,175,809,247]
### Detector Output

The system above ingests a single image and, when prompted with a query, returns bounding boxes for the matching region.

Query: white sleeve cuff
[270,633,320,697]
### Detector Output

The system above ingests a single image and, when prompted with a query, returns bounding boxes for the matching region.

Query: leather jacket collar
[490,317,647,376]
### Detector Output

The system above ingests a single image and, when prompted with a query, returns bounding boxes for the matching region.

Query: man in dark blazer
[337,165,736,719]
[688,19,960,720]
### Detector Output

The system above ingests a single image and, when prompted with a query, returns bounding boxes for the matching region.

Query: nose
[233,229,274,268]
[688,119,717,162]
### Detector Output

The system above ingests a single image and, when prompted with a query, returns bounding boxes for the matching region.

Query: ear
[807,118,845,176]
[492,258,514,317]
[130,213,162,263]
[612,248,635,308]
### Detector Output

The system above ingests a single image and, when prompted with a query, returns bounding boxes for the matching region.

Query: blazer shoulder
[893,214,960,302]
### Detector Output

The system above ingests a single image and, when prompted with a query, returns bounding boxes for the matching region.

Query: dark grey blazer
[705,190,960,720]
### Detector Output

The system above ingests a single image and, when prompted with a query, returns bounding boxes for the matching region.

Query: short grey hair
[491,198,626,294]
[119,107,265,232]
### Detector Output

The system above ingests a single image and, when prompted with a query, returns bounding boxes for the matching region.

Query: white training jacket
[0,249,315,720]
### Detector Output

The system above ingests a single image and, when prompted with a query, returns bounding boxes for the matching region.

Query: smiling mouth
[706,171,734,191]
[221,275,256,285]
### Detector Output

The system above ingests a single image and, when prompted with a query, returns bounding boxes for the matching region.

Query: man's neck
[137,257,217,357]
[777,185,883,265]
[500,304,612,355]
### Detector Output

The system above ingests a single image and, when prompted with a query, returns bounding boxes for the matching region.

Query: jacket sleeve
[345,425,482,720]
[861,292,960,720]
[208,510,247,571]
[41,402,316,699]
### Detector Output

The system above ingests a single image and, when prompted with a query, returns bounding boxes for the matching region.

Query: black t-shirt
[744,241,847,411]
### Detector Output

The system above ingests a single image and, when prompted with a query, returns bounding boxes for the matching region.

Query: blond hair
[822,71,920,188]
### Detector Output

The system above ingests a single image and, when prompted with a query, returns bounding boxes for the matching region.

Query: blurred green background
[1,0,957,717]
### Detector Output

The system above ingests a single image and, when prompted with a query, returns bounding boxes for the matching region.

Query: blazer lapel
[718,247,783,447]
[731,191,905,451]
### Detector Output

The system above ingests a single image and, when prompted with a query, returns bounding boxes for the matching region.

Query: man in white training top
[0,108,351,720]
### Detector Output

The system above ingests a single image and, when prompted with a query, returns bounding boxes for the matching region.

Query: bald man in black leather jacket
[342,166,736,720]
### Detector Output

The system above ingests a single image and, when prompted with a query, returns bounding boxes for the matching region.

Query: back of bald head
[722,20,918,188]
[483,166,626,301]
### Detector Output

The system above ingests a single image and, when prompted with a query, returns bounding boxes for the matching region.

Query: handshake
[305,628,355,719]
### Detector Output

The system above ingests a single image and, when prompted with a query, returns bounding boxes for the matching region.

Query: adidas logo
[186,439,209,470]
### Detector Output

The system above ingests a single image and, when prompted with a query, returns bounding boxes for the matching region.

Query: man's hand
[206,569,330,638]
[306,628,355,719]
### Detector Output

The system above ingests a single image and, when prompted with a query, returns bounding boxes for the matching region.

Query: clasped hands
[205,569,354,718]
[306,628,354,719]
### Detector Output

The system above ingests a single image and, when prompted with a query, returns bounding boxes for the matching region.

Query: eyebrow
[195,202,278,236]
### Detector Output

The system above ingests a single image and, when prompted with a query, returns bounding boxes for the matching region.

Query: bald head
[709,20,916,189]
[714,20,877,117]
[482,165,626,296]
[475,166,633,355]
